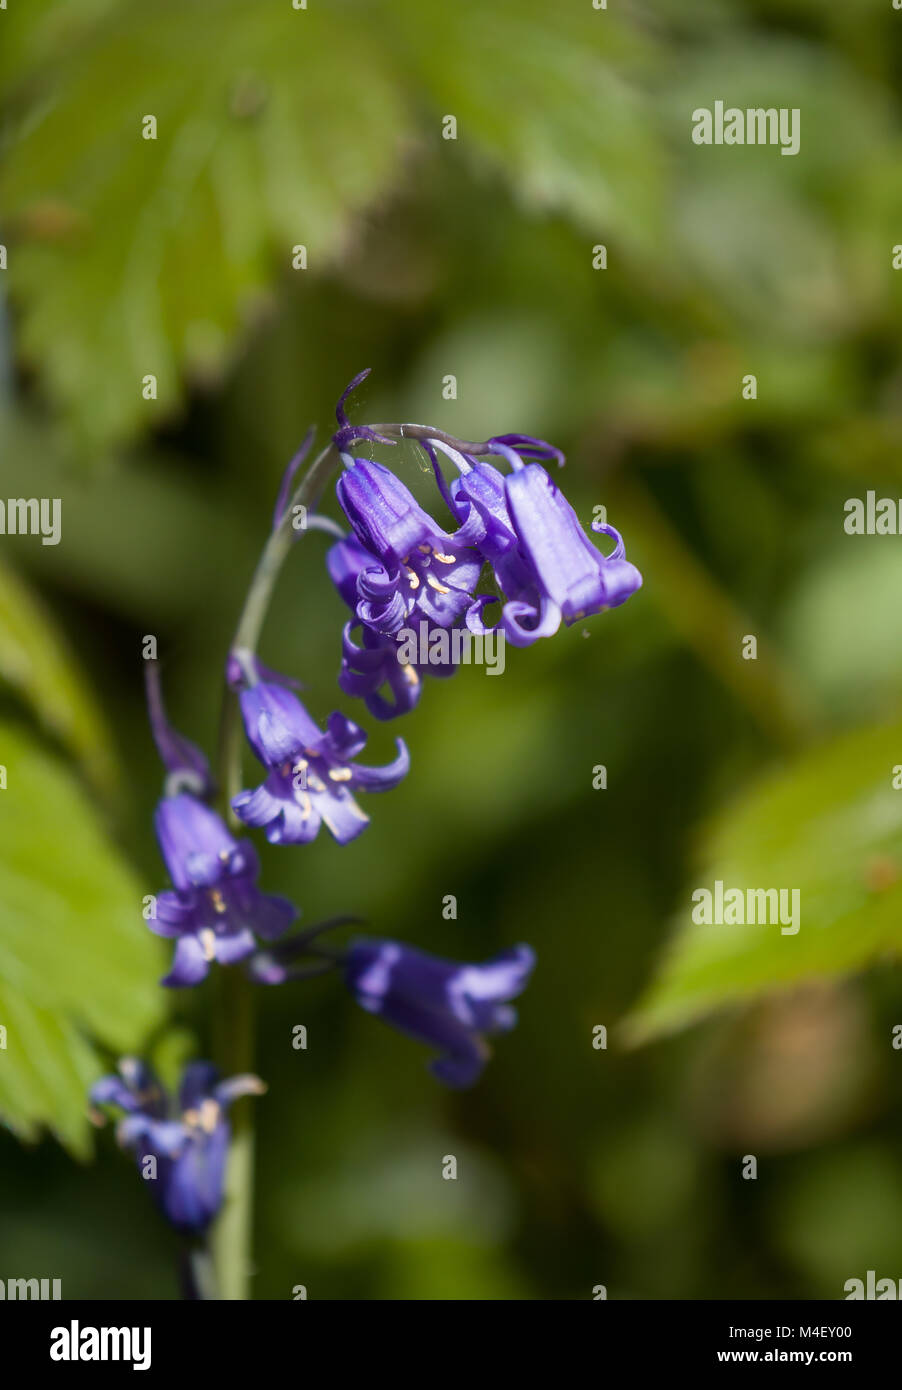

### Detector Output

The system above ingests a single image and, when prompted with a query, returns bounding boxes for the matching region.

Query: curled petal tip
[336,368,373,426]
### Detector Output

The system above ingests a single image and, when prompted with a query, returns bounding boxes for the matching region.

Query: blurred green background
[2,0,902,1299]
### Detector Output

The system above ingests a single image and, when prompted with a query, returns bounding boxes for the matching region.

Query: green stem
[216,441,342,810]
[210,968,256,1299]
[210,439,340,1300]
[181,1240,218,1300]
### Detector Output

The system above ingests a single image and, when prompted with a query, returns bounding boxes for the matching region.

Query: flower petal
[154,795,236,893]
[348,738,410,792]
[162,934,211,988]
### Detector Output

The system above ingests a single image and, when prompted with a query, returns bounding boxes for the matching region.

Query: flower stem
[180,1240,218,1300]
[210,967,257,1299]
[216,441,341,807]
[210,439,341,1300]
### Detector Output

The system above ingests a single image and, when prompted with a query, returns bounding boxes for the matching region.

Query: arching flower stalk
[94,372,641,1300]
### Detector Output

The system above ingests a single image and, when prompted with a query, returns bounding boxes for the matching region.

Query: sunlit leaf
[0,723,165,1154]
[624,717,902,1044]
[0,0,407,445]
[0,554,118,795]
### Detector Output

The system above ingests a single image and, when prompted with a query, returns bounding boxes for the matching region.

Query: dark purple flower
[428,438,642,646]
[151,793,297,987]
[335,460,482,634]
[345,939,536,1087]
[327,535,457,720]
[90,1059,264,1236]
[336,457,456,569]
[145,661,214,799]
[501,451,643,622]
[232,681,409,845]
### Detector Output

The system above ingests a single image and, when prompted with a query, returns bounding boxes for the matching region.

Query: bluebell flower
[327,534,457,720]
[499,446,643,622]
[151,793,297,987]
[335,458,481,634]
[428,437,642,646]
[330,374,641,650]
[344,939,536,1086]
[90,1059,264,1236]
[145,660,214,799]
[232,681,409,845]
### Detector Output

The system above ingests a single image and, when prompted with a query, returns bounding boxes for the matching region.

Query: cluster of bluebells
[95,374,640,1241]
[327,371,641,720]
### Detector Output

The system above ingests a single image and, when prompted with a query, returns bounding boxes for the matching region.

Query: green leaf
[0,0,668,448]
[390,0,665,250]
[1,0,407,446]
[0,722,165,1154]
[624,718,902,1045]
[0,554,118,795]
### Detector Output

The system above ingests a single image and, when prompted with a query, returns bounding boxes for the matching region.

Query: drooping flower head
[152,793,297,986]
[428,436,643,646]
[232,680,409,845]
[497,444,643,623]
[327,533,457,720]
[344,939,536,1087]
[328,374,642,661]
[335,458,481,638]
[90,1059,264,1236]
[144,666,296,987]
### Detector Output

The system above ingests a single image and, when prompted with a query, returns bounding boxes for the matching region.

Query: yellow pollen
[210,889,226,914]
[418,543,431,553]
[433,551,456,564]
[198,1098,220,1133]
[426,574,450,594]
[329,767,353,782]
[183,1099,220,1133]
[200,928,217,961]
[406,568,420,590]
[403,667,420,686]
